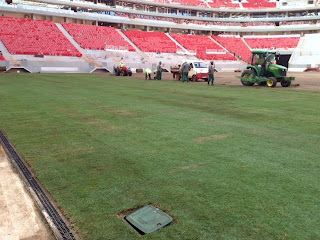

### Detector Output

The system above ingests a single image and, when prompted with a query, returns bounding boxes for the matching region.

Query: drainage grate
[0,131,76,240]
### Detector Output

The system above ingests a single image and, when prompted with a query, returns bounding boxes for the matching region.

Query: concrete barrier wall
[20,60,94,73]
[0,61,8,68]
[5,59,246,73]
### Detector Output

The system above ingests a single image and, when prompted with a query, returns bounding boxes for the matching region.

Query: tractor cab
[250,50,278,77]
[238,49,294,88]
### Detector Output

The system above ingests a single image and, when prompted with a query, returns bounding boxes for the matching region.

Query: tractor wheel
[192,75,197,82]
[128,72,132,76]
[115,69,120,76]
[281,80,291,87]
[241,70,255,86]
[267,77,277,88]
[258,82,267,86]
[121,70,126,76]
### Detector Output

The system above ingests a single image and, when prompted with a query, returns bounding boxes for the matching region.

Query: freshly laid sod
[0,74,319,240]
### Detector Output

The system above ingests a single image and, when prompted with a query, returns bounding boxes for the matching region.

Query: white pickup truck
[187,61,209,81]
[170,60,209,81]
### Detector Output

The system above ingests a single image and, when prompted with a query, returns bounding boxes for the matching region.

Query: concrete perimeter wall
[19,60,94,73]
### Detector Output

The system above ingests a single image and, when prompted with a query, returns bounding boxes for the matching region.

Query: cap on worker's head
[210,61,214,64]
[159,61,162,64]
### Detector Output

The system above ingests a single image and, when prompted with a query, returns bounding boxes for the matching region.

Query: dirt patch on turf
[159,109,174,113]
[57,107,119,131]
[171,161,211,173]
[63,146,102,155]
[200,118,215,122]
[251,129,273,134]
[103,107,134,116]
[236,165,253,171]
[68,112,89,118]
[110,109,133,116]
[86,119,119,131]
[194,134,231,142]
[89,166,113,174]
[91,104,136,117]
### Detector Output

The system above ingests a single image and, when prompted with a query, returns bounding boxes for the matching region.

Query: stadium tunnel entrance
[277,54,291,68]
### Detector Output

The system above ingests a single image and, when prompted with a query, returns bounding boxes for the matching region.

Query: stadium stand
[171,0,208,7]
[281,0,316,7]
[62,23,135,51]
[244,36,300,50]
[123,30,181,53]
[0,0,318,73]
[153,0,170,3]
[0,55,5,61]
[290,33,320,70]
[241,0,276,8]
[0,17,81,57]
[212,35,252,62]
[170,34,237,60]
[208,0,240,8]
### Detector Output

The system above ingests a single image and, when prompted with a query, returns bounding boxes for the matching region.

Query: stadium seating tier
[62,23,135,51]
[170,33,237,61]
[171,0,208,7]
[244,37,300,50]
[212,36,252,62]
[241,0,276,9]
[208,0,240,8]
[0,17,81,57]
[123,30,181,53]
[153,0,170,3]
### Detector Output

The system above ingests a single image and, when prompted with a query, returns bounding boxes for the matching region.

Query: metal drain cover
[125,205,173,234]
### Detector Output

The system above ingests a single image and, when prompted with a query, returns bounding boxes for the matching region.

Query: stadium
[0,0,319,239]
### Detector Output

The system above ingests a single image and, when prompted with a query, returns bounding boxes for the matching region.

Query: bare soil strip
[133,72,320,91]
[194,134,231,142]
[0,146,54,240]
[171,161,211,173]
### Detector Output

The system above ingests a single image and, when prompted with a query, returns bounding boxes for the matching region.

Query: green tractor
[238,50,295,87]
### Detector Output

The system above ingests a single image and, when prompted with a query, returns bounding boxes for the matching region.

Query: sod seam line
[0,131,77,240]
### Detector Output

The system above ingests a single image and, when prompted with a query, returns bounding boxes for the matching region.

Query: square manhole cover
[125,205,173,234]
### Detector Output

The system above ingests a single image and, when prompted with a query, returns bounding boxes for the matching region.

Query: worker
[261,53,274,76]
[208,60,215,85]
[120,61,124,68]
[253,54,259,65]
[145,68,151,80]
[275,52,280,64]
[156,61,162,80]
[180,61,189,83]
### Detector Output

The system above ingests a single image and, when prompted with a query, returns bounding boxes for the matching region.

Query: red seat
[208,0,240,8]
[171,0,208,7]
[170,33,237,60]
[242,0,276,9]
[212,36,252,62]
[123,30,181,53]
[62,23,136,52]
[0,16,82,57]
[245,37,300,49]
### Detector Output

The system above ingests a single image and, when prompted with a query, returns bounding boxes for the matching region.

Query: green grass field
[0,74,319,240]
